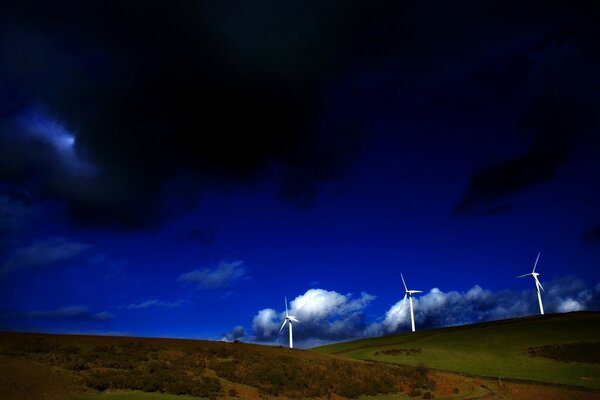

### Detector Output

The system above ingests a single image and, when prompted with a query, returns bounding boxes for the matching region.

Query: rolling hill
[0,331,433,400]
[313,311,600,390]
[1,312,599,399]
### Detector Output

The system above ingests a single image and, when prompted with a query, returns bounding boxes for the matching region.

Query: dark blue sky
[1,1,599,347]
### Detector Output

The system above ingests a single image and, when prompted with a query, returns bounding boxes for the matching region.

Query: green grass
[73,390,206,400]
[313,311,600,390]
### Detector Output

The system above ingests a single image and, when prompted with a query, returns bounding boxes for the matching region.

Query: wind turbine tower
[518,252,544,315]
[401,273,423,332]
[279,297,299,348]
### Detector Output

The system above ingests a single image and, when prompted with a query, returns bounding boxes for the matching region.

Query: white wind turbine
[518,252,544,315]
[401,273,423,332]
[279,297,299,348]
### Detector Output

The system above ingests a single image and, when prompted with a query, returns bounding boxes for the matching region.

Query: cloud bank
[249,277,600,347]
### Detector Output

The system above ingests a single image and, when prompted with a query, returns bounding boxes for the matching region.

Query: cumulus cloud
[177,261,246,289]
[1,306,114,321]
[252,308,281,341]
[252,289,375,345]
[248,278,600,347]
[1,237,91,276]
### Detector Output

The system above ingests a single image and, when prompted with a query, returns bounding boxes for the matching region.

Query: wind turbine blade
[401,273,408,292]
[535,276,544,292]
[517,273,531,278]
[532,252,541,273]
[289,316,299,323]
[279,319,288,333]
[398,293,408,316]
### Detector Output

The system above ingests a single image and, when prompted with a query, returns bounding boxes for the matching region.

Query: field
[314,311,600,391]
[1,312,599,399]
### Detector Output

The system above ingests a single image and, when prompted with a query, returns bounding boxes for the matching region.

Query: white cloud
[177,261,246,289]
[290,289,375,320]
[252,308,280,340]
[556,298,584,312]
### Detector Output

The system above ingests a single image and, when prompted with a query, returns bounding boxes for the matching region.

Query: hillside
[313,311,600,390]
[0,331,433,400]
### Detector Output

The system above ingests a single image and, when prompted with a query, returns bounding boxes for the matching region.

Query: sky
[1,1,599,348]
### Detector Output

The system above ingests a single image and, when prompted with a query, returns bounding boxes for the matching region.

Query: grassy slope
[313,311,600,389]
[0,331,432,400]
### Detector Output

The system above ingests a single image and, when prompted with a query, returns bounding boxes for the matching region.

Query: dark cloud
[455,18,600,215]
[177,261,247,289]
[582,224,600,245]
[188,228,216,246]
[1,237,90,276]
[124,299,187,310]
[0,1,368,230]
[0,188,41,255]
[2,2,598,229]
[1,306,114,322]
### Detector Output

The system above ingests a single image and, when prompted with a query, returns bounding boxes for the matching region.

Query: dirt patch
[528,342,600,363]
[429,371,600,400]
[375,348,422,356]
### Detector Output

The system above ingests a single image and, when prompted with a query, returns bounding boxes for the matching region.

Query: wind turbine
[279,297,299,348]
[401,273,423,332]
[518,252,544,315]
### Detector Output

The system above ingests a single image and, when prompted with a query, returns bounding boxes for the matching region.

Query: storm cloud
[2,2,598,230]
[454,24,600,215]
[0,1,368,229]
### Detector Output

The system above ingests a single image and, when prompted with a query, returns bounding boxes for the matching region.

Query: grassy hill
[313,311,600,390]
[2,312,599,399]
[0,331,433,400]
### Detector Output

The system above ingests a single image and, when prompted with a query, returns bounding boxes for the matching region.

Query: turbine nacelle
[517,252,545,315]
[279,296,299,348]
[400,273,422,332]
